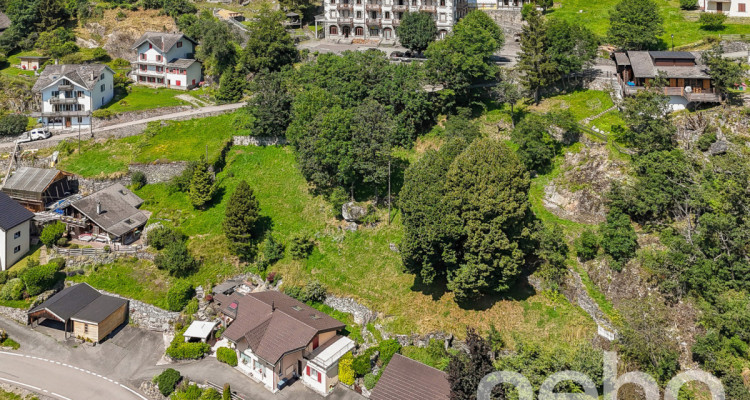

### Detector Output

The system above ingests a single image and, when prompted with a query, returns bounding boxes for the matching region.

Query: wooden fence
[577,123,637,156]
[53,245,150,257]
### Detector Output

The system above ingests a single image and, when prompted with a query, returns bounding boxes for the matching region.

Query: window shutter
[317,371,321,383]
[306,366,310,376]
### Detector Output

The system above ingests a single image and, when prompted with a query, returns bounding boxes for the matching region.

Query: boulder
[707,139,729,156]
[342,202,368,222]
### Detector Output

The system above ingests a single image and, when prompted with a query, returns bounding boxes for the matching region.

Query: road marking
[0,377,41,391]
[0,351,23,357]
[120,384,149,400]
[52,393,73,400]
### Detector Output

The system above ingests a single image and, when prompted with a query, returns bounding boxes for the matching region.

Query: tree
[536,0,553,11]
[189,159,215,209]
[699,12,727,30]
[510,113,556,172]
[36,27,78,58]
[21,263,59,296]
[492,69,525,128]
[576,229,600,261]
[223,180,260,257]
[445,139,531,302]
[533,223,569,290]
[608,0,664,50]
[702,45,747,95]
[40,221,65,247]
[447,328,503,400]
[350,99,395,201]
[37,0,69,31]
[222,384,231,400]
[161,0,197,18]
[248,71,292,137]
[216,67,246,104]
[155,240,197,277]
[0,114,28,136]
[517,6,554,103]
[679,0,697,9]
[545,19,598,80]
[396,11,437,53]
[600,207,638,269]
[242,5,298,74]
[616,84,675,154]
[195,17,237,78]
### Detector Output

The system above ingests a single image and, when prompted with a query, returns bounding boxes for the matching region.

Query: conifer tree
[223,180,260,256]
[189,159,215,209]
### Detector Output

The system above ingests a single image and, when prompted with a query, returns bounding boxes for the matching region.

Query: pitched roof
[626,51,710,79]
[132,32,197,52]
[370,354,451,400]
[28,283,101,322]
[32,64,113,93]
[0,12,11,30]
[71,184,147,237]
[218,291,346,364]
[167,59,198,69]
[650,51,695,60]
[70,294,128,324]
[0,191,34,231]
[2,167,62,195]
[613,52,630,66]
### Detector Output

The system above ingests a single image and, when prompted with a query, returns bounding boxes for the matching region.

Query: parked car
[390,51,405,59]
[29,128,51,141]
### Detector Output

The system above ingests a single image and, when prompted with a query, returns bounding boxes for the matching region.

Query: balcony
[337,3,353,10]
[49,97,80,105]
[391,19,401,26]
[337,17,354,24]
[33,111,90,117]
[367,18,382,26]
[420,5,437,11]
[57,84,73,91]
[392,4,408,11]
[366,3,381,10]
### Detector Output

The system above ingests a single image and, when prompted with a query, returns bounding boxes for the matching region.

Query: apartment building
[130,32,202,90]
[31,64,115,129]
[324,0,457,41]
[699,0,749,16]
[456,0,535,16]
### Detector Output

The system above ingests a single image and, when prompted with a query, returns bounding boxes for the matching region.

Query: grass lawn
[0,389,37,400]
[551,0,750,47]
[68,259,171,309]
[0,337,20,350]
[530,90,616,122]
[56,112,244,178]
[1,51,41,78]
[101,86,190,114]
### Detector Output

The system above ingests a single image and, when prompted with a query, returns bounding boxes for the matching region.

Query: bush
[0,278,24,301]
[679,0,697,9]
[92,109,114,119]
[40,222,66,247]
[184,298,199,314]
[200,388,221,400]
[576,229,600,261]
[0,271,7,285]
[697,128,717,152]
[364,373,378,390]
[0,114,29,137]
[352,353,371,377]
[600,208,638,270]
[289,234,314,260]
[217,347,238,367]
[166,328,211,360]
[47,258,66,271]
[166,281,195,312]
[155,240,197,277]
[154,368,181,397]
[147,226,187,250]
[111,57,131,68]
[699,13,727,30]
[21,263,60,296]
[338,352,355,385]
[222,384,231,400]
[378,339,402,366]
[262,236,285,265]
[131,171,147,190]
[172,161,198,193]
[329,187,349,217]
[303,280,327,303]
[56,237,68,247]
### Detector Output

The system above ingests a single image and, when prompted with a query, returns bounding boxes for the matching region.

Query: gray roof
[71,184,147,237]
[626,51,710,79]
[29,283,128,324]
[167,58,198,68]
[613,52,630,66]
[650,51,695,60]
[370,354,451,400]
[0,191,34,231]
[3,167,62,194]
[0,12,10,30]
[132,32,198,52]
[32,64,113,92]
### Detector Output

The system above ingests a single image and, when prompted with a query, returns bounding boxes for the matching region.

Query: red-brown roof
[370,354,451,400]
[217,291,345,364]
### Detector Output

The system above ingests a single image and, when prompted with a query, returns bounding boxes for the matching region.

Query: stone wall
[324,295,377,326]
[98,289,179,332]
[92,106,192,129]
[74,162,187,195]
[232,136,287,146]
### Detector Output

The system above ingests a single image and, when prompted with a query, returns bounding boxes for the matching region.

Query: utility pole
[387,157,391,225]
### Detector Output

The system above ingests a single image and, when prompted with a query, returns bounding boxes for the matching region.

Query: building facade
[31,64,115,130]
[0,192,34,271]
[700,0,749,16]
[130,32,202,90]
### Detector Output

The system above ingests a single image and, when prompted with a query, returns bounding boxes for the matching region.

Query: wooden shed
[1,167,75,212]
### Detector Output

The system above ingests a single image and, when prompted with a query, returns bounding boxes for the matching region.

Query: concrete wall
[1,220,30,271]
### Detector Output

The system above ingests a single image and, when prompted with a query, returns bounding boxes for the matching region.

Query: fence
[205,382,245,400]
[52,245,150,257]
[577,123,637,156]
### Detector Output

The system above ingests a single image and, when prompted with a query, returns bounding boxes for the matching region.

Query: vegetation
[396,12,438,53]
[245,71,290,138]
[40,222,65,247]
[165,281,194,311]
[155,240,197,277]
[699,12,727,31]
[216,347,238,367]
[131,171,147,190]
[338,352,355,385]
[223,180,260,257]
[153,368,182,397]
[189,159,216,210]
[166,327,210,359]
[241,5,298,74]
[0,114,28,136]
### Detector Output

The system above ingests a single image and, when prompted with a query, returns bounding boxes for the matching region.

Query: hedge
[338,352,355,385]
[166,281,194,311]
[216,347,238,367]
[166,328,211,360]
[154,368,181,397]
[21,263,60,296]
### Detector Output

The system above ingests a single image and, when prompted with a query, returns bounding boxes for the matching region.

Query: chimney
[271,301,275,312]
[97,201,102,215]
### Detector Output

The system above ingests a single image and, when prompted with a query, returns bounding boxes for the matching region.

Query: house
[130,32,202,90]
[28,283,129,343]
[217,9,245,21]
[63,183,148,245]
[0,192,34,271]
[699,0,749,16]
[370,354,451,400]
[19,56,50,71]
[215,291,356,396]
[613,51,722,110]
[1,167,75,212]
[31,64,115,130]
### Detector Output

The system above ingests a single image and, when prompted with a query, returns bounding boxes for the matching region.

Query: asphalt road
[0,351,146,400]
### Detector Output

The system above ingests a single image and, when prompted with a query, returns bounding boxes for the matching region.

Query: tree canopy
[242,6,298,74]
[396,11,438,53]
[608,0,664,50]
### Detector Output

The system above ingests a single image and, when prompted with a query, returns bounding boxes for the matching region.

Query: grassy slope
[552,0,750,47]
[101,86,190,114]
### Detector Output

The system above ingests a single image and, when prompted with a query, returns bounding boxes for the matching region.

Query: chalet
[64,183,148,245]
[28,283,129,343]
[19,56,50,71]
[614,51,721,110]
[370,354,451,400]
[31,64,115,129]
[1,167,75,212]
[0,192,34,271]
[215,291,355,396]
[130,32,202,90]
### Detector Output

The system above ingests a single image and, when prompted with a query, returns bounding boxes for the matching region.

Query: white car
[29,128,51,141]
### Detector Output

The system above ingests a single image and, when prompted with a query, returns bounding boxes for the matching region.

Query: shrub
[262,236,285,265]
[378,339,402,366]
[303,280,327,303]
[576,229,600,262]
[289,234,314,260]
[200,388,221,400]
[679,0,697,9]
[155,240,197,277]
[283,285,304,301]
[166,281,195,312]
[47,258,66,270]
[329,187,349,217]
[21,263,60,296]
[600,208,638,270]
[92,109,114,119]
[217,347,238,367]
[0,279,24,301]
[40,222,66,247]
[184,298,199,314]
[364,373,378,390]
[131,171,147,190]
[0,114,29,137]
[147,226,186,250]
[214,326,225,339]
[154,368,181,397]
[699,13,727,30]
[172,161,198,193]
[111,57,131,68]
[166,328,211,360]
[338,352,355,385]
[0,271,7,285]
[56,237,68,247]
[352,353,371,377]
[222,384,231,400]
[697,128,717,152]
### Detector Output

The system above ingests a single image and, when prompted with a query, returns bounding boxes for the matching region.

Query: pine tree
[517,6,554,103]
[223,180,260,257]
[216,68,246,104]
[189,159,215,210]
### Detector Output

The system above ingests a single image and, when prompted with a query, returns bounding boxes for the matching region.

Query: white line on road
[0,351,23,357]
[120,384,149,400]
[0,377,41,391]
[52,392,73,400]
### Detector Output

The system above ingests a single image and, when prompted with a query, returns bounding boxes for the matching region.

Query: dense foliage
[189,160,215,210]
[41,222,66,247]
[155,240,197,277]
[216,347,238,367]
[165,281,194,311]
[608,0,664,50]
[0,114,28,137]
[166,327,210,359]
[153,368,181,397]
[396,12,437,53]
[147,226,186,250]
[241,6,298,74]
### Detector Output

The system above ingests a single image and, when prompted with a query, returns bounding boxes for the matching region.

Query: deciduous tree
[248,71,292,137]
[396,11,437,53]
[242,5,298,73]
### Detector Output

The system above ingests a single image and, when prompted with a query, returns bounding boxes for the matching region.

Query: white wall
[239,349,276,391]
[1,220,30,271]
[703,0,750,16]
[90,69,115,110]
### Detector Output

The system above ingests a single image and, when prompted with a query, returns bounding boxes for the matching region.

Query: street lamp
[671,34,674,51]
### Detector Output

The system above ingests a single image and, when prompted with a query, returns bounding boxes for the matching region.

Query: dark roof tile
[0,191,34,231]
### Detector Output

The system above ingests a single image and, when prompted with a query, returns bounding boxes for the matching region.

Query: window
[331,0,336,4]
[385,11,390,18]
[149,43,152,49]
[440,0,445,5]
[84,324,89,333]
[100,73,104,80]
[740,3,746,12]
[355,26,364,35]
[76,90,84,98]
[13,231,21,239]
[140,53,146,60]
[177,41,183,48]
[370,11,377,18]
[156,55,162,62]
[330,25,338,34]
[13,245,20,254]
[357,10,362,17]
[440,13,446,21]
[77,117,83,123]
[100,84,105,92]
[52,90,59,97]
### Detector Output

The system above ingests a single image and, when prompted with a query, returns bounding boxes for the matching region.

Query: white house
[700,0,750,16]
[0,192,34,271]
[31,64,115,130]
[130,32,202,90]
